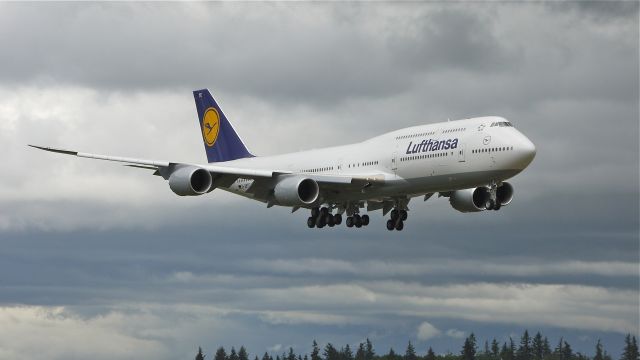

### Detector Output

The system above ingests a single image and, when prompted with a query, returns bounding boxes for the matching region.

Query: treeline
[195,332,639,360]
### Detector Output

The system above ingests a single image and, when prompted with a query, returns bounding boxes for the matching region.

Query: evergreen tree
[263,353,271,360]
[594,340,604,360]
[491,339,500,358]
[542,338,551,359]
[196,347,206,360]
[425,347,436,360]
[312,341,322,360]
[229,347,239,360]
[405,342,418,360]
[356,343,366,360]
[287,348,297,360]
[305,355,309,360]
[215,347,227,360]
[343,344,354,360]
[501,343,509,360]
[239,347,249,360]
[461,333,477,360]
[298,355,303,360]
[388,348,398,360]
[366,339,376,360]
[622,335,640,360]
[532,333,544,360]
[255,356,259,360]
[324,343,340,360]
[276,356,281,360]
[517,330,532,360]
[561,341,572,360]
[554,338,564,360]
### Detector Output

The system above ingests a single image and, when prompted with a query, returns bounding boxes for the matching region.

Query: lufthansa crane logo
[202,107,220,147]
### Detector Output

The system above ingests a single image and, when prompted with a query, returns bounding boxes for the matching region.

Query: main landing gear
[484,180,502,211]
[386,208,407,231]
[307,206,369,229]
[307,207,342,229]
[345,213,370,228]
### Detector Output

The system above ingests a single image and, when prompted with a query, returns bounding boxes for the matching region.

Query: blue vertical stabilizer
[193,89,254,163]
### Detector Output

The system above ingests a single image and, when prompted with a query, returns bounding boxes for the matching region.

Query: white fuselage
[220,116,536,205]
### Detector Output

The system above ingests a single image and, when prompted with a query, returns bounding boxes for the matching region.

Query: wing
[28,145,381,192]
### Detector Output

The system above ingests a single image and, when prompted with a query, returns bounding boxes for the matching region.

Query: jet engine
[273,176,319,206]
[449,182,514,212]
[168,166,213,196]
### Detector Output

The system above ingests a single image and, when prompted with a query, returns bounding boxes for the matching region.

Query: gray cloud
[0,2,638,360]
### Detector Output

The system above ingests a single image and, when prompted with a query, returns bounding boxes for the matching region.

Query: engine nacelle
[273,176,319,206]
[168,166,212,196]
[449,187,490,212]
[496,182,514,206]
[449,182,514,212]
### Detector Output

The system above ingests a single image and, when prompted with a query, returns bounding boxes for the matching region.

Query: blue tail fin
[193,89,254,163]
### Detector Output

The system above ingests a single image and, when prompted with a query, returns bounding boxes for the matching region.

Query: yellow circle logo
[202,107,220,147]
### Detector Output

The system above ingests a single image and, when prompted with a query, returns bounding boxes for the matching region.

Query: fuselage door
[391,151,398,172]
[457,143,466,162]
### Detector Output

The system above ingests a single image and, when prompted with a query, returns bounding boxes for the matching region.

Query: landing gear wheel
[320,207,329,217]
[316,216,326,228]
[493,202,501,211]
[311,207,320,218]
[390,209,399,221]
[361,214,370,226]
[354,214,362,228]
[395,220,404,231]
[327,215,335,227]
[334,214,342,225]
[307,217,315,228]
[386,219,395,231]
[400,210,408,221]
[346,216,354,228]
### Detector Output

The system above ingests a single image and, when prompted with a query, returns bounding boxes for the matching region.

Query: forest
[195,332,639,360]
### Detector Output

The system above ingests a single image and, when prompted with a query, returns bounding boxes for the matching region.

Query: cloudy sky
[0,2,638,360]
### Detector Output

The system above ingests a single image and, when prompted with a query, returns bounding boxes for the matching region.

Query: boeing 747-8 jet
[31,89,536,231]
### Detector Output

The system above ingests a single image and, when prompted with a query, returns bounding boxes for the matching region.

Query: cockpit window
[491,121,513,127]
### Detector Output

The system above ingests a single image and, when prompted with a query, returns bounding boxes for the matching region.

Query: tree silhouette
[461,333,477,360]
[215,347,227,360]
[405,342,417,360]
[312,341,322,360]
[196,347,206,360]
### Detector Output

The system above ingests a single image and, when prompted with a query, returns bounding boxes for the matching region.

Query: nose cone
[515,133,536,169]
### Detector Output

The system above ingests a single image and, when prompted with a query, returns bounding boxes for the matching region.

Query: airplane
[30,89,536,231]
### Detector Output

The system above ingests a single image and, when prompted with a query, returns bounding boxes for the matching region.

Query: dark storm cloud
[0,3,518,105]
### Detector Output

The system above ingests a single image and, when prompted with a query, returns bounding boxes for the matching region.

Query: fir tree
[229,347,239,360]
[343,344,354,360]
[405,342,418,360]
[491,339,500,358]
[312,341,322,360]
[594,340,604,360]
[517,330,532,360]
[239,347,249,360]
[324,343,340,360]
[388,348,398,360]
[484,341,490,356]
[501,342,510,360]
[461,333,477,360]
[622,334,640,360]
[356,343,366,360]
[196,347,206,360]
[366,339,376,360]
[542,338,551,359]
[425,347,436,360]
[262,353,271,360]
[287,348,296,360]
[562,341,572,360]
[532,333,544,360]
[215,347,227,360]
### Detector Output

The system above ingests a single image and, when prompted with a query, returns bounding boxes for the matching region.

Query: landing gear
[387,204,408,231]
[306,204,370,229]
